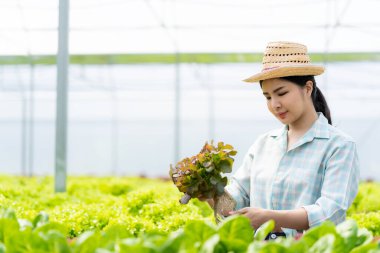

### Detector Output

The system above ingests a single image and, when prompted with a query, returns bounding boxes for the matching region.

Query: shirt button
[270,234,277,239]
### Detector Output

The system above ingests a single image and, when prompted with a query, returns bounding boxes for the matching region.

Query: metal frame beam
[55,0,69,192]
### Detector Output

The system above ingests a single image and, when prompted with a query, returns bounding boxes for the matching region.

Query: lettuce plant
[169,141,237,205]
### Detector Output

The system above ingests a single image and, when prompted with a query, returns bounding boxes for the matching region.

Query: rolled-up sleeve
[302,141,360,227]
[225,148,253,210]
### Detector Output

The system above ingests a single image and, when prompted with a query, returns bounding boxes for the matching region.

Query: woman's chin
[278,115,292,125]
[277,116,288,124]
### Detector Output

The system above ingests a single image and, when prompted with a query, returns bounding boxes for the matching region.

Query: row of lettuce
[0,176,379,252]
[347,183,380,236]
[0,176,379,236]
[0,176,213,237]
[0,208,379,252]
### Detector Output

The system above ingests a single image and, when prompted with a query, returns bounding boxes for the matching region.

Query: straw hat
[244,41,325,83]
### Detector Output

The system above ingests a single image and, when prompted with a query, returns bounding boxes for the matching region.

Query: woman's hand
[197,195,215,208]
[229,207,282,231]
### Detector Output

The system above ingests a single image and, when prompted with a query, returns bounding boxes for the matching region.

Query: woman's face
[261,78,311,125]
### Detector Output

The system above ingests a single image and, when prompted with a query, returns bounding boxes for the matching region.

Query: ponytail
[280,76,332,125]
[312,86,332,125]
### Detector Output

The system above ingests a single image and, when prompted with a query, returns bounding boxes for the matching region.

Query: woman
[217,41,359,239]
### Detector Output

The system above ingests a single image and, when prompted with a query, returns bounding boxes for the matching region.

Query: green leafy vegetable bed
[0,176,379,252]
[0,176,213,238]
[348,183,380,236]
[0,210,379,252]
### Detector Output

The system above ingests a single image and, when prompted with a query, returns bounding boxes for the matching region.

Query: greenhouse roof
[0,0,379,55]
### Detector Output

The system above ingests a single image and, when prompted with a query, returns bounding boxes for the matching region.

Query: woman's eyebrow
[262,86,285,95]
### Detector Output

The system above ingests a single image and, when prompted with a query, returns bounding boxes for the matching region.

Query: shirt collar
[269,125,287,138]
[313,112,330,139]
[270,112,330,151]
[270,112,329,138]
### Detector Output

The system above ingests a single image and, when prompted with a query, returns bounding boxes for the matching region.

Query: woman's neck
[288,110,318,137]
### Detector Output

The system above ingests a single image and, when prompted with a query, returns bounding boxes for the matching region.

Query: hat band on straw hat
[262,66,280,71]
[244,41,325,83]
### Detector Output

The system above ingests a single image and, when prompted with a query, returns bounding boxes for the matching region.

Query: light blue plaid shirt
[226,113,360,237]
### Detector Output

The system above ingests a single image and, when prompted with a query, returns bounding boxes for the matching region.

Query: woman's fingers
[229,207,249,215]
[197,194,210,201]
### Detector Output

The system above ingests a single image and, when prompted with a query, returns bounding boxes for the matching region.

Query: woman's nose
[271,98,281,109]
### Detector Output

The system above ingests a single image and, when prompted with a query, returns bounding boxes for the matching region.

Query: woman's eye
[265,97,271,100]
[278,92,288,96]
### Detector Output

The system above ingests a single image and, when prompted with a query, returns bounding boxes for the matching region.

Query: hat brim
[243,65,325,83]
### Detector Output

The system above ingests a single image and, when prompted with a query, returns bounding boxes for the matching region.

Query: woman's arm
[302,140,360,228]
[224,149,254,210]
[269,208,309,231]
[230,207,309,231]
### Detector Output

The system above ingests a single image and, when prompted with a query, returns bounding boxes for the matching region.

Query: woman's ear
[305,81,314,97]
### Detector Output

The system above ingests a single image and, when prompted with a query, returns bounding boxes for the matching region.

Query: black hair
[260,76,332,125]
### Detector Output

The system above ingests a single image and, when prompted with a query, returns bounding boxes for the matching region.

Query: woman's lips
[278,112,287,119]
